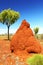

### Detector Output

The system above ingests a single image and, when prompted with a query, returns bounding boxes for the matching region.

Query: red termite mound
[10,20,41,53]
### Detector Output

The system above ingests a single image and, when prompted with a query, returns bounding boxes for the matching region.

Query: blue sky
[0,0,43,34]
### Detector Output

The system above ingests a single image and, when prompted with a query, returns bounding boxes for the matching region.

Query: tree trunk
[8,26,10,40]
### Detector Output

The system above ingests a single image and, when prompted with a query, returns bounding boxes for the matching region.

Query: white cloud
[9,28,17,34]
[0,29,7,34]
[38,27,43,34]
[0,28,17,34]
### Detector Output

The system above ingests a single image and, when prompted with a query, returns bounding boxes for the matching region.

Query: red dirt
[0,40,43,65]
[0,40,29,65]
[10,20,41,53]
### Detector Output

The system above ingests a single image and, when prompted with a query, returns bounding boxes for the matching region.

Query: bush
[34,27,39,35]
[26,54,43,65]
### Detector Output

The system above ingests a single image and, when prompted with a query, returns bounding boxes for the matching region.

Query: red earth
[0,40,29,65]
[0,40,43,65]
[10,20,41,53]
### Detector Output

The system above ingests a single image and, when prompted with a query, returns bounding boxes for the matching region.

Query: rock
[10,20,41,53]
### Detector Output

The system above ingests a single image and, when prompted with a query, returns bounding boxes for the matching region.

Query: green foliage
[0,8,20,26]
[34,27,39,35]
[0,13,2,22]
[0,9,20,40]
[26,54,43,65]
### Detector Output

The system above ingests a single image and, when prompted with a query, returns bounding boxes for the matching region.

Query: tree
[34,27,39,38]
[34,27,39,35]
[0,9,20,40]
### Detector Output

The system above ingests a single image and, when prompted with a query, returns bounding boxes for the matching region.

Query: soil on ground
[0,40,43,65]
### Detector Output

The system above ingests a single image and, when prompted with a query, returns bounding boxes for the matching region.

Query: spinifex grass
[26,54,43,65]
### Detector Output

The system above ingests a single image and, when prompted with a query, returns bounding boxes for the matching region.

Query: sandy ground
[0,40,43,65]
[0,40,29,65]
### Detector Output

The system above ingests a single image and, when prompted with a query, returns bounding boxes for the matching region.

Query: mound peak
[10,20,41,53]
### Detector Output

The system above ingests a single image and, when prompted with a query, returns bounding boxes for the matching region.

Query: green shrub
[26,54,43,65]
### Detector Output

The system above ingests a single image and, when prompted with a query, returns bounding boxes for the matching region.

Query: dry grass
[0,34,12,40]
